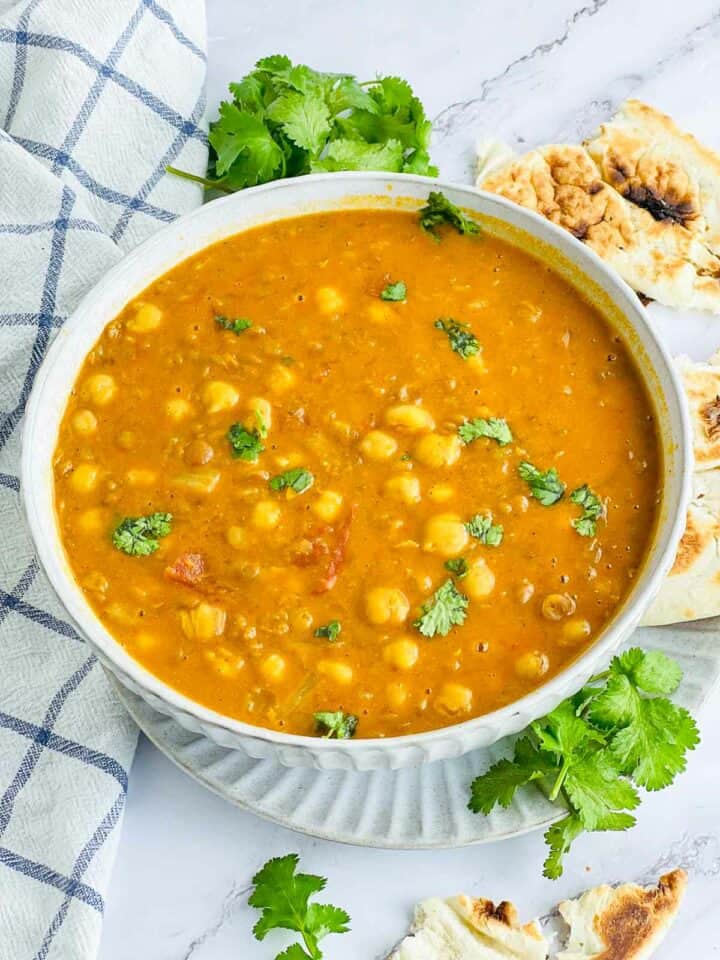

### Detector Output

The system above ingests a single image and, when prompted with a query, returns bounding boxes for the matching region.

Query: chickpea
[435,682,473,715]
[541,593,576,621]
[466,353,487,375]
[202,380,239,413]
[166,397,193,421]
[360,430,398,461]
[312,490,344,522]
[291,608,314,632]
[422,514,469,557]
[515,651,549,680]
[384,474,421,505]
[413,433,462,468]
[465,558,496,599]
[225,525,247,550]
[180,602,226,640]
[318,659,354,685]
[260,653,286,682]
[83,373,116,406]
[127,303,162,333]
[561,618,592,645]
[69,463,99,493]
[252,500,282,530]
[125,468,156,487]
[316,286,345,314]
[386,681,408,709]
[184,439,214,466]
[383,639,419,670]
[427,483,454,503]
[365,586,410,625]
[385,405,435,433]
[78,507,106,534]
[268,364,296,394]
[72,409,97,436]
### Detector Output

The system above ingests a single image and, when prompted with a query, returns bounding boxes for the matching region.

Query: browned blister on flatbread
[557,869,687,960]
[586,99,720,254]
[479,142,720,312]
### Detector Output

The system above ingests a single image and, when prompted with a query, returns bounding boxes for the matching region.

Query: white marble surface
[98,2,720,957]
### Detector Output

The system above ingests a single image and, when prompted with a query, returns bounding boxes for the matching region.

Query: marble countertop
[98,2,720,956]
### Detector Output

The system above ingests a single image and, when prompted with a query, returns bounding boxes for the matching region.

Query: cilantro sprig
[419,191,480,239]
[518,460,565,506]
[468,648,699,879]
[434,317,479,359]
[215,315,252,335]
[465,513,503,546]
[314,620,342,642]
[111,512,172,557]
[228,411,268,462]
[380,280,407,302]
[414,579,468,637]
[459,417,513,447]
[444,557,468,579]
[167,56,437,193]
[270,467,314,494]
[249,853,350,959]
[571,484,604,537]
[314,711,358,739]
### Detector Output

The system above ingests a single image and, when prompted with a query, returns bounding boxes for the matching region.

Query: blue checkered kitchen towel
[0,2,207,956]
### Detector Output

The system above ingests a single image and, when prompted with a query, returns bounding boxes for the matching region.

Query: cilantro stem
[549,758,571,802]
[165,165,234,193]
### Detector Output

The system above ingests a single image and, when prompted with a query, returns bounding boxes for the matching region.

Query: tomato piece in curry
[53,207,660,739]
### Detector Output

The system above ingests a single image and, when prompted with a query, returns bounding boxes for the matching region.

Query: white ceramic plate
[113,621,719,848]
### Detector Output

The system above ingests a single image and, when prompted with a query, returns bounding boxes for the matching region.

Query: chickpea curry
[53,196,660,739]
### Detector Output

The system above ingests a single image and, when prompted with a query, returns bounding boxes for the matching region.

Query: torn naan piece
[389,895,547,959]
[642,351,720,625]
[585,99,720,254]
[478,142,720,312]
[556,869,687,960]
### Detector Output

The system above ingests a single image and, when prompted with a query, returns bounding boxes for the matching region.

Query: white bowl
[21,173,692,771]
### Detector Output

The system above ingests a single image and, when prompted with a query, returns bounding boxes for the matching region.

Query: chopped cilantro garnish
[418,191,480,239]
[465,514,504,546]
[111,512,172,557]
[314,710,358,739]
[167,56,437,193]
[469,648,699,880]
[414,578,468,638]
[459,417,513,446]
[269,467,314,494]
[380,280,407,302]
[227,422,265,461]
[314,620,342,642]
[249,853,350,958]
[444,557,468,579]
[570,484,604,537]
[518,461,565,506]
[434,317,479,359]
[215,315,251,335]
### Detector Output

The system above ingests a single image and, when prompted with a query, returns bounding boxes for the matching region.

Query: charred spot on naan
[669,505,716,576]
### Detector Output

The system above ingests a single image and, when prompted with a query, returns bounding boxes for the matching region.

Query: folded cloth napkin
[0,2,207,957]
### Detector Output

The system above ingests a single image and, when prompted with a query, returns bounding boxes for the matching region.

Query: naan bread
[642,351,720,625]
[478,141,720,312]
[389,895,547,959]
[556,869,687,960]
[585,99,720,255]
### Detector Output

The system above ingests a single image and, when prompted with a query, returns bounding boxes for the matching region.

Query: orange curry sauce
[53,208,660,738]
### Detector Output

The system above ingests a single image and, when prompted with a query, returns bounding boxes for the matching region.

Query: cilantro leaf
[434,317,479,359]
[414,579,468,637]
[111,512,172,557]
[419,191,480,238]
[314,621,341,642]
[215,315,252,335]
[518,461,565,506]
[468,737,551,815]
[314,711,358,739]
[465,514,503,546]
[227,422,265,461]
[444,557,468,579]
[543,815,584,880]
[310,138,404,173]
[459,417,513,446]
[209,101,284,184]
[563,752,640,830]
[610,647,682,695]
[570,484,604,537]
[267,90,332,153]
[269,467,314,494]
[380,280,407,302]
[249,853,350,959]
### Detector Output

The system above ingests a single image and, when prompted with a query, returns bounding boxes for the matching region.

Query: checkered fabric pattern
[0,2,207,956]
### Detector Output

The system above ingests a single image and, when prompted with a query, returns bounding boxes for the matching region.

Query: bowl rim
[21,170,693,755]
